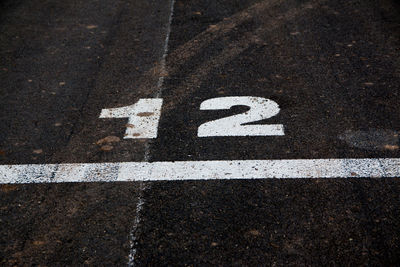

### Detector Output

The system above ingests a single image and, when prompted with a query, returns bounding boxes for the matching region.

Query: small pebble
[33,149,43,154]
[100,145,113,151]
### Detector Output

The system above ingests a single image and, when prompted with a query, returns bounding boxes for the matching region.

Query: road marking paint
[127,0,175,265]
[100,98,163,139]
[198,96,284,137]
[1,158,399,184]
[128,182,146,267]
[155,0,175,98]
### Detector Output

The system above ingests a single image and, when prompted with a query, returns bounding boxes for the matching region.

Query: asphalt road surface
[1,0,400,265]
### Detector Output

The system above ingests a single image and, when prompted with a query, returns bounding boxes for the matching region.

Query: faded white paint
[1,158,399,184]
[100,98,163,139]
[127,0,176,265]
[198,96,284,137]
[127,182,146,267]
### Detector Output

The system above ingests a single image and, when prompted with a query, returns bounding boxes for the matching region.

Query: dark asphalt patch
[136,179,400,266]
[0,0,170,164]
[135,0,400,265]
[151,0,400,161]
[0,0,173,265]
[1,182,141,265]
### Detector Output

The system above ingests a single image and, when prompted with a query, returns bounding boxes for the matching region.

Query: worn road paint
[127,182,146,267]
[1,158,399,184]
[100,98,163,139]
[127,0,176,265]
[198,96,284,137]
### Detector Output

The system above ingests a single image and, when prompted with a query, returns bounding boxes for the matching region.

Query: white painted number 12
[100,96,284,138]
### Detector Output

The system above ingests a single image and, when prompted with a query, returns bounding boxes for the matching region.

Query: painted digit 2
[198,96,284,137]
[100,96,284,138]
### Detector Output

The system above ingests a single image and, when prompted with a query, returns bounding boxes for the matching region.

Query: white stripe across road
[0,158,399,184]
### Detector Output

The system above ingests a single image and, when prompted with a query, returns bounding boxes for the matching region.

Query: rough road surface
[1,0,399,265]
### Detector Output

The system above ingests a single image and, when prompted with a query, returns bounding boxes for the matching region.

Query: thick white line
[1,158,399,184]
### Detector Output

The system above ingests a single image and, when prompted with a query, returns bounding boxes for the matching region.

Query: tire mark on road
[162,0,323,112]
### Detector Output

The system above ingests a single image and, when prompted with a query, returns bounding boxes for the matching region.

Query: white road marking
[127,0,175,265]
[155,0,175,98]
[198,96,284,137]
[1,158,399,184]
[100,98,163,139]
[127,182,146,267]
